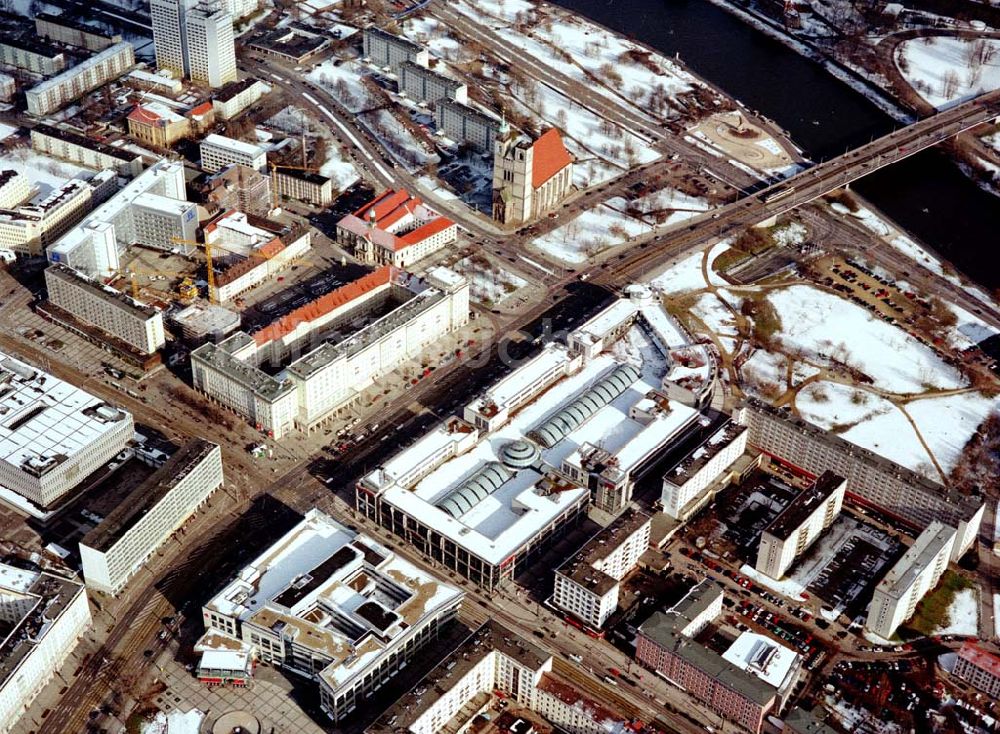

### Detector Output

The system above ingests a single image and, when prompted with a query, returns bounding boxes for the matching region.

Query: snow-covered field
[320,145,360,189]
[452,256,528,304]
[140,709,203,734]
[766,285,966,393]
[308,60,375,113]
[795,381,895,430]
[358,108,438,170]
[0,123,17,141]
[905,392,1000,474]
[934,588,979,636]
[534,201,651,263]
[896,36,1000,109]
[0,149,95,198]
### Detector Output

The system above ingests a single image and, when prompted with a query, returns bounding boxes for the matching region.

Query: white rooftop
[0,563,39,593]
[471,343,572,414]
[722,631,800,691]
[202,133,267,158]
[0,352,130,479]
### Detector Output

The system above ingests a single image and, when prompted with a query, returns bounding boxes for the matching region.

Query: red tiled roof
[188,101,214,118]
[958,640,1000,679]
[396,217,454,250]
[531,128,572,189]
[252,266,393,346]
[354,190,409,221]
[128,105,162,125]
[215,237,285,287]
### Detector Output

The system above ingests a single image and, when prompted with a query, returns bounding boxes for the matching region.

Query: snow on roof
[0,563,39,593]
[202,133,266,158]
[722,631,800,692]
[471,343,572,413]
[573,298,638,345]
[128,101,184,125]
[199,649,250,672]
[0,351,130,479]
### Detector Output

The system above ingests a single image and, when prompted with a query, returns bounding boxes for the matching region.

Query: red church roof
[252,266,393,346]
[531,128,573,189]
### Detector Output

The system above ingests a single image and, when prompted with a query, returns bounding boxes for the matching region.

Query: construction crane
[268,161,319,212]
[171,235,285,305]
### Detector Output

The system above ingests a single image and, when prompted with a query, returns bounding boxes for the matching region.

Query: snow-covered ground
[0,149,95,198]
[320,145,360,189]
[906,392,1000,474]
[533,201,652,263]
[140,709,203,734]
[452,256,528,305]
[358,108,438,170]
[896,36,1000,110]
[795,381,895,430]
[628,187,710,218]
[0,123,17,141]
[766,284,966,393]
[934,588,979,636]
[308,59,375,114]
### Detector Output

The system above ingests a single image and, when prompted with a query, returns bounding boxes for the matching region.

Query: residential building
[35,14,123,51]
[192,266,468,438]
[734,399,984,560]
[200,164,271,216]
[185,1,238,88]
[398,61,467,105]
[436,99,499,153]
[0,171,31,209]
[31,124,145,178]
[44,264,166,355]
[201,509,463,721]
[272,167,333,207]
[661,420,749,520]
[212,78,268,120]
[336,189,457,268]
[552,509,651,629]
[0,37,65,75]
[362,27,428,72]
[368,620,634,734]
[0,178,98,256]
[80,439,223,595]
[0,72,13,102]
[126,68,184,95]
[26,42,135,117]
[865,521,956,639]
[755,471,846,580]
[493,124,573,225]
[208,222,311,303]
[636,580,777,734]
[0,564,92,734]
[0,351,133,512]
[952,641,1000,698]
[200,133,267,173]
[48,160,190,278]
[127,102,191,148]
[150,0,189,77]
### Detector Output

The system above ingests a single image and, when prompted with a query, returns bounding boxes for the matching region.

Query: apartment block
[0,171,31,210]
[0,37,64,75]
[865,521,956,639]
[44,264,165,355]
[0,565,92,734]
[436,98,499,153]
[756,471,845,580]
[552,509,651,629]
[26,42,135,116]
[362,26,428,72]
[80,439,223,595]
[0,178,97,256]
[212,78,268,120]
[201,509,462,721]
[31,124,145,178]
[35,14,123,51]
[734,399,984,560]
[201,164,271,216]
[201,134,267,173]
[272,167,333,207]
[399,61,467,105]
[953,641,1000,698]
[209,224,311,304]
[662,420,748,519]
[186,2,237,88]
[0,73,13,102]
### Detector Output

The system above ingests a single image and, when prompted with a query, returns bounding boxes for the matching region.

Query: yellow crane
[171,236,284,305]
[269,161,320,211]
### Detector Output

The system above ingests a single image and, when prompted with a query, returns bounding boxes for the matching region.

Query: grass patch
[713,247,752,273]
[741,295,783,347]
[825,189,860,212]
[905,570,976,636]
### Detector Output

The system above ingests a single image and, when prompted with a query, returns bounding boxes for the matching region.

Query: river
[550,0,1000,291]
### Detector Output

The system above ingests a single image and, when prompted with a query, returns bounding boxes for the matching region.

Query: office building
[552,509,651,629]
[44,264,166,355]
[398,61,467,105]
[661,420,748,520]
[953,641,1000,698]
[493,123,573,225]
[80,439,223,595]
[865,521,956,639]
[212,78,268,120]
[0,171,31,210]
[336,189,457,268]
[207,220,311,303]
[734,399,984,560]
[31,124,145,179]
[127,102,191,148]
[48,160,190,279]
[152,0,236,87]
[755,471,845,580]
[200,134,267,173]
[0,37,64,75]
[200,164,271,217]
[35,14,123,51]
[201,509,463,721]
[0,352,133,512]
[26,42,135,117]
[369,620,634,734]
[636,580,778,734]
[272,167,333,207]
[362,27,428,72]
[192,266,468,438]
[0,564,92,734]
[0,178,98,256]
[436,99,499,153]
